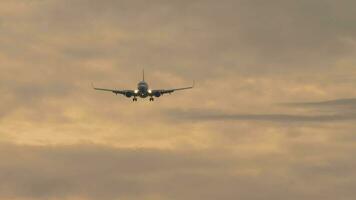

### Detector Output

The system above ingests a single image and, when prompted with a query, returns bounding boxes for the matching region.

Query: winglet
[192,80,195,88]
[91,82,96,90]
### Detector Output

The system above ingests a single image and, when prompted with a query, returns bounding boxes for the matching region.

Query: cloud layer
[0,143,355,200]
[1,0,356,199]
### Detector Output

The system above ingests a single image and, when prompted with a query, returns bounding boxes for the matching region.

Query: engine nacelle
[153,91,161,97]
[125,92,133,98]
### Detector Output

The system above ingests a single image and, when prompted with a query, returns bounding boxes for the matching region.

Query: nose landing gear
[132,97,138,102]
[149,97,154,101]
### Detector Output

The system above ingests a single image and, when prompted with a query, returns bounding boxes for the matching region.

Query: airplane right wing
[92,83,135,97]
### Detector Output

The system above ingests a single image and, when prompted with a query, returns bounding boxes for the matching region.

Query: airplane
[92,70,194,101]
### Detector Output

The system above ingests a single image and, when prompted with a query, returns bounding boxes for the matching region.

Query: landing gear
[132,97,138,102]
[149,97,154,101]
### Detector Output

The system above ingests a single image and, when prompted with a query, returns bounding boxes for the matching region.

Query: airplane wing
[152,81,195,95]
[92,83,135,96]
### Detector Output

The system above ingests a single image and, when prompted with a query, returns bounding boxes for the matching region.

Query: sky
[1,0,356,199]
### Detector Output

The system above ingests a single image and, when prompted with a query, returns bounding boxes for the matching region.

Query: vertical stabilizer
[142,69,145,81]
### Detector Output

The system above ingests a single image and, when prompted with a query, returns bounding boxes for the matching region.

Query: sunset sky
[1,0,356,199]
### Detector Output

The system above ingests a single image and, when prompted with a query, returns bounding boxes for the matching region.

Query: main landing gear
[132,97,154,102]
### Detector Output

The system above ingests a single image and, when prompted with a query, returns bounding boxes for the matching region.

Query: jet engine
[125,92,133,98]
[153,91,161,97]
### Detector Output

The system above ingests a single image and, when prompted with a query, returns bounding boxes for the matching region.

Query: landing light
[148,90,152,93]
[134,90,139,94]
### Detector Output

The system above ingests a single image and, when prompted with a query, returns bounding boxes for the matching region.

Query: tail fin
[142,69,145,81]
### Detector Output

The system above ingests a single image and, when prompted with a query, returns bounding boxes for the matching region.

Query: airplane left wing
[152,81,195,95]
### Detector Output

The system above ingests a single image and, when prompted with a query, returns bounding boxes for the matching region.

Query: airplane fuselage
[136,81,150,98]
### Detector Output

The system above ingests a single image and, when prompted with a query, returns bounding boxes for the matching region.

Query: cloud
[166,108,356,123]
[0,143,355,200]
[1,1,356,199]
[2,0,356,77]
[0,0,355,143]
[280,98,356,116]
[282,98,356,107]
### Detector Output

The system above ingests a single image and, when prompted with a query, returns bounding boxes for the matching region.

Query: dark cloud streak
[282,98,356,107]
[167,108,356,122]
